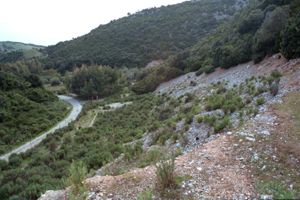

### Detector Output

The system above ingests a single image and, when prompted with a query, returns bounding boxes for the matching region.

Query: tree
[67,65,120,99]
[26,74,43,88]
[238,9,264,34]
[280,14,300,59]
[253,7,289,57]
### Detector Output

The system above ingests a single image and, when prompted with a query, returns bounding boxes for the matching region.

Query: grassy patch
[137,190,153,200]
[258,181,296,199]
[250,92,300,198]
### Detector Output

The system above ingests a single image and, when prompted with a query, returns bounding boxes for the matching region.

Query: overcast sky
[0,0,186,46]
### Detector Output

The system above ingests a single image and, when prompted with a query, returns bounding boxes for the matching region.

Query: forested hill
[171,0,300,73]
[45,0,248,71]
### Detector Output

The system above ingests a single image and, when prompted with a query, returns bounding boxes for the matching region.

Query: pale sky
[0,0,186,46]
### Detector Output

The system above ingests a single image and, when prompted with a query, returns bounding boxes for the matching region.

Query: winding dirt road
[0,95,82,161]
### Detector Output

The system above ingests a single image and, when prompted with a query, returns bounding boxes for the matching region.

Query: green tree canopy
[67,65,120,99]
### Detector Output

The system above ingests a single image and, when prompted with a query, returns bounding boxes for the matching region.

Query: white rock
[261,130,270,136]
[197,167,203,171]
[260,194,273,200]
[246,137,256,142]
[252,153,259,161]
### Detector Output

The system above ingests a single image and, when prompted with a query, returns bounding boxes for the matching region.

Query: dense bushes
[0,94,173,199]
[67,161,88,200]
[0,51,24,63]
[132,65,183,94]
[281,13,300,59]
[252,6,289,61]
[205,91,244,114]
[67,65,120,99]
[0,70,68,154]
[238,9,265,34]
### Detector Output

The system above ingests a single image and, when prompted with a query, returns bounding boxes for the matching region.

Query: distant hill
[0,42,44,63]
[0,41,44,52]
[45,0,249,71]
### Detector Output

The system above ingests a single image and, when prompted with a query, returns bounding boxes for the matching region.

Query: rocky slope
[39,54,300,199]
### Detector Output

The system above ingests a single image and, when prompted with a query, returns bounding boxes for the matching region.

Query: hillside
[0,65,69,155]
[110,0,300,95]
[36,54,300,200]
[0,54,298,200]
[0,41,44,52]
[172,0,300,72]
[44,0,248,71]
[1,0,300,199]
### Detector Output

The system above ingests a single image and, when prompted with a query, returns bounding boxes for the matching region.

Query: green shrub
[66,161,88,200]
[137,190,153,200]
[0,160,8,170]
[238,9,264,34]
[205,94,223,111]
[270,70,282,80]
[197,116,204,123]
[139,148,165,168]
[195,69,204,76]
[255,87,267,96]
[8,154,22,167]
[146,149,164,163]
[132,66,183,94]
[203,115,217,126]
[124,142,143,161]
[203,65,215,74]
[184,124,190,131]
[184,93,195,103]
[158,106,173,121]
[185,114,194,125]
[281,14,300,59]
[156,131,173,146]
[270,81,279,96]
[50,78,61,86]
[213,116,231,133]
[155,158,178,197]
[256,97,265,106]
[238,111,244,125]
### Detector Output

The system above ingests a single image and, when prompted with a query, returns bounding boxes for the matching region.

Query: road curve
[0,95,83,161]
